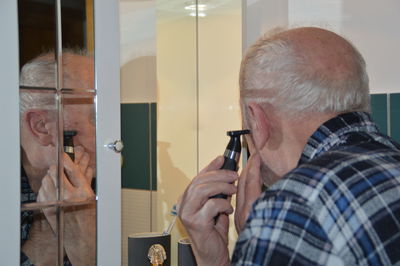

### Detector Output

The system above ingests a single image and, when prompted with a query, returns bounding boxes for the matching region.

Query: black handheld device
[211,129,250,200]
[64,130,77,161]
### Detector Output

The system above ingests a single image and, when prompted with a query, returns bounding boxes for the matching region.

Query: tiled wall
[371,93,400,142]
[121,103,157,190]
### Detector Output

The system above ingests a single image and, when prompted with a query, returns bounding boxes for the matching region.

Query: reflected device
[64,130,77,161]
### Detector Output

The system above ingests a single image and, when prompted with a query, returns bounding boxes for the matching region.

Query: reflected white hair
[240,28,370,119]
[20,52,56,114]
[19,49,90,114]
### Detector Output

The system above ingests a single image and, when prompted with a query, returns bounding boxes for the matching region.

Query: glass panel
[19,0,96,264]
[156,1,197,265]
[156,0,242,263]
[61,90,96,198]
[61,92,97,266]
[197,0,242,254]
[18,0,59,264]
[60,0,96,262]
[20,88,58,207]
[18,0,57,81]
[20,209,59,265]
[20,88,59,265]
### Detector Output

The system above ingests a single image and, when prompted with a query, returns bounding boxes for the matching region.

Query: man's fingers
[46,165,73,191]
[185,182,237,207]
[200,198,234,223]
[181,198,233,228]
[244,154,262,200]
[179,180,237,227]
[63,153,85,187]
[244,135,255,155]
[74,146,85,164]
[236,154,259,209]
[235,153,262,233]
[47,165,57,187]
[39,175,55,199]
[47,164,75,193]
[199,156,225,174]
[85,167,94,184]
[78,152,90,174]
[178,157,237,220]
[191,169,238,187]
[215,213,230,242]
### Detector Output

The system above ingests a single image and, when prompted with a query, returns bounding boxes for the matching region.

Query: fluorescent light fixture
[184,4,207,11]
[189,11,206,17]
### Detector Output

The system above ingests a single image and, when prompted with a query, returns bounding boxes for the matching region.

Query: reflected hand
[177,156,237,266]
[37,146,96,265]
[234,153,262,233]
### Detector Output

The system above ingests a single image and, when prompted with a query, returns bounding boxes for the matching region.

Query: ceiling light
[185,4,207,11]
[189,11,206,17]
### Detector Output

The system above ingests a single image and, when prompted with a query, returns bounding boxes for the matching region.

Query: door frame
[95,0,122,265]
[0,0,20,264]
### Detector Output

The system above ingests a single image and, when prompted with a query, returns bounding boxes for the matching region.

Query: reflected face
[64,103,96,170]
[62,54,96,171]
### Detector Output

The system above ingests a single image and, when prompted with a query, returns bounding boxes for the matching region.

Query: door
[0,0,121,265]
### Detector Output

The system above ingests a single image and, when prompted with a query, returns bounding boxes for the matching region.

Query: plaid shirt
[232,112,400,265]
[21,172,36,266]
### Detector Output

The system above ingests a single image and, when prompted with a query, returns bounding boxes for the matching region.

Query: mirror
[18,0,96,265]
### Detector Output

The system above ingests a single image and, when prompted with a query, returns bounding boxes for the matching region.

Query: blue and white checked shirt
[232,112,400,265]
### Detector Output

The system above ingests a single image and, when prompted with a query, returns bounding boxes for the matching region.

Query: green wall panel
[151,103,157,190]
[390,93,400,143]
[121,103,157,190]
[371,94,388,134]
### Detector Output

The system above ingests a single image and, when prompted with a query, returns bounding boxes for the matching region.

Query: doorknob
[106,140,124,153]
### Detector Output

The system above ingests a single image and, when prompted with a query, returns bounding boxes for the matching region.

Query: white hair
[20,52,57,114]
[19,49,91,115]
[240,28,370,119]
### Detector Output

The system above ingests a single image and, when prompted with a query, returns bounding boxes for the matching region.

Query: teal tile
[370,94,387,134]
[390,93,400,143]
[121,103,157,190]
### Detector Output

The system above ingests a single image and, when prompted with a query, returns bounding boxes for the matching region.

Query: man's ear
[247,102,270,150]
[24,110,55,146]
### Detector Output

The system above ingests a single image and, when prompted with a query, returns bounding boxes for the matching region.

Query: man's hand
[235,153,262,233]
[37,146,96,265]
[177,156,237,266]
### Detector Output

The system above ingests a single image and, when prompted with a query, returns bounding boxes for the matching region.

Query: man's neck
[21,151,46,194]
[274,112,337,175]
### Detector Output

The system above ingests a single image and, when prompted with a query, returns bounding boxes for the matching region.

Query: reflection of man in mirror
[20,52,96,265]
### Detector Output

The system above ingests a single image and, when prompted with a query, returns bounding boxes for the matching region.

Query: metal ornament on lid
[148,244,167,266]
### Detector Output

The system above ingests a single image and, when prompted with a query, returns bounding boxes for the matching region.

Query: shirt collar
[299,112,379,165]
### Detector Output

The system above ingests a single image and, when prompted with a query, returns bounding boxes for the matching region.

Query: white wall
[120,0,157,104]
[244,0,400,94]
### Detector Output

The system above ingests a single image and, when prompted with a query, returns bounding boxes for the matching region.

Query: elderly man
[178,27,400,265]
[20,52,96,265]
